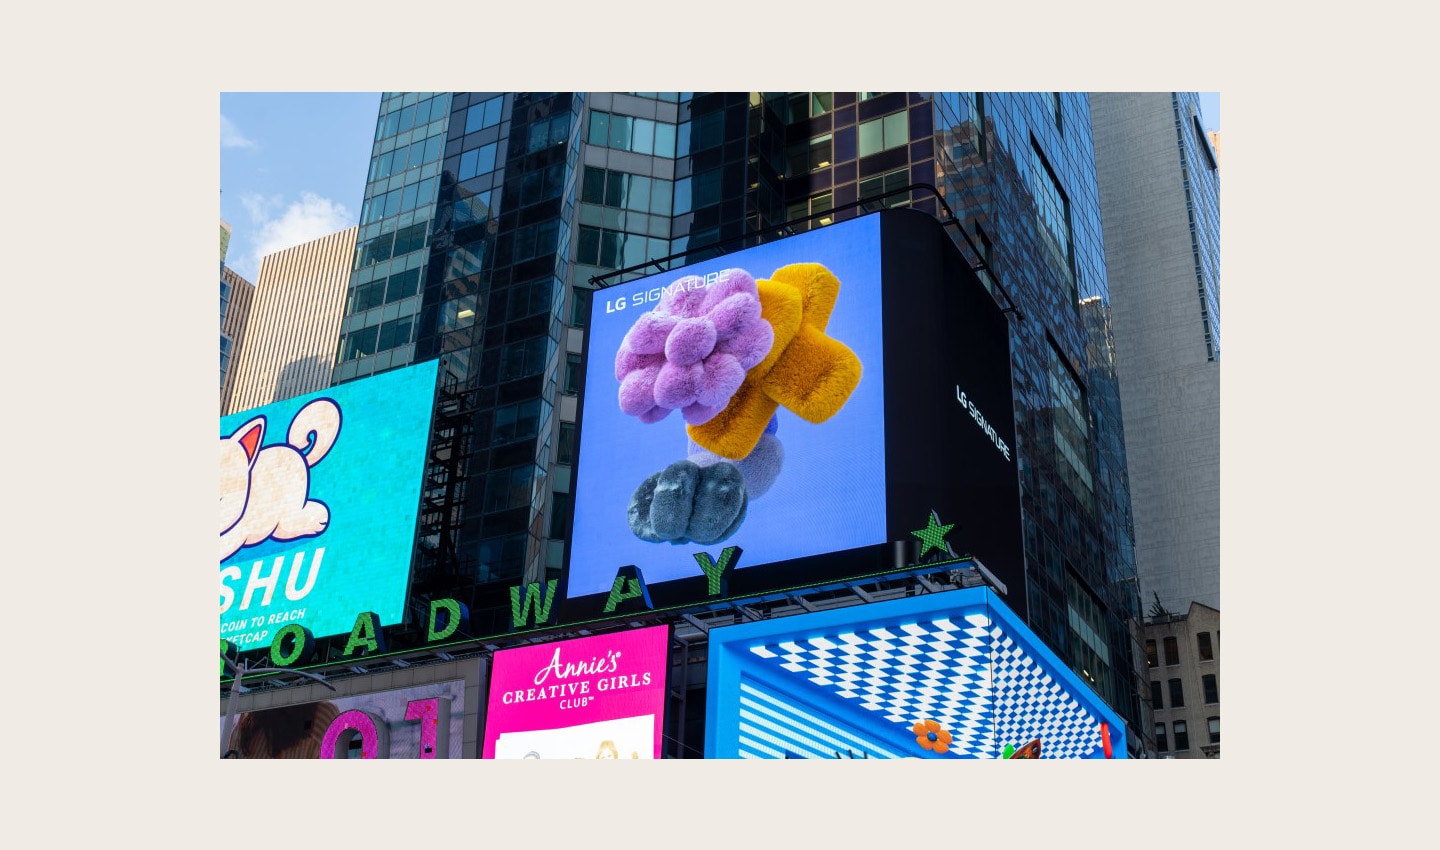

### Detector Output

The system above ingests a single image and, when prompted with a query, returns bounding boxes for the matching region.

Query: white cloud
[221,114,256,149]
[240,192,282,223]
[239,192,355,279]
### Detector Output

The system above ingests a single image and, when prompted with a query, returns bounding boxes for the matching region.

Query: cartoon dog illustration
[220,398,342,562]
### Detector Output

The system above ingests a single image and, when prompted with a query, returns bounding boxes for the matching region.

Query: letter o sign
[320,709,389,759]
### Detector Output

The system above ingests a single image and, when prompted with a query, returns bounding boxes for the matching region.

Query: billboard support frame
[220,654,335,758]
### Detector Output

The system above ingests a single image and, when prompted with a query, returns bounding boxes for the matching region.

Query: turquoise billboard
[219,360,437,649]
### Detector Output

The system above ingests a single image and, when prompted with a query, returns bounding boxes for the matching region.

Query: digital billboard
[565,210,1022,619]
[483,624,670,758]
[219,360,437,649]
[221,678,467,759]
[704,587,1125,759]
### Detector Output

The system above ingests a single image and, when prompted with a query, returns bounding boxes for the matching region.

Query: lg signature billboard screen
[704,587,1125,759]
[566,210,1022,616]
[219,360,437,649]
[483,625,670,758]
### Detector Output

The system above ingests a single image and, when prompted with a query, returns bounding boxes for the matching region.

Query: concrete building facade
[223,226,358,415]
[220,265,256,411]
[1090,93,1220,615]
[1143,601,1220,758]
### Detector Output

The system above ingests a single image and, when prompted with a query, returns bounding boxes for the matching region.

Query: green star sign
[911,513,955,558]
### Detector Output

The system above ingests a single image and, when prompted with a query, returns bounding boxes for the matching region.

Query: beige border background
[13,0,1403,844]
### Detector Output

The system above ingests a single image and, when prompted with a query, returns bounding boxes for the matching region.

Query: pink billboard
[483,625,670,759]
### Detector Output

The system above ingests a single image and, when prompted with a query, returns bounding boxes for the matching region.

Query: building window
[373,133,445,183]
[858,167,910,211]
[525,113,571,153]
[515,162,566,208]
[1048,341,1094,513]
[1050,92,1063,133]
[464,96,504,135]
[340,325,379,362]
[492,399,542,445]
[975,223,993,267]
[974,92,987,163]
[1145,639,1158,668]
[575,225,668,271]
[457,143,498,182]
[857,111,909,158]
[581,166,671,215]
[1194,115,1218,171]
[1168,678,1184,708]
[476,532,527,583]
[377,93,449,141]
[557,421,576,465]
[563,352,581,394]
[549,491,571,539]
[438,294,478,333]
[1172,720,1189,751]
[1163,635,1179,666]
[1150,680,1162,711]
[452,189,491,229]
[1203,674,1219,704]
[1029,141,1076,299]
[1197,631,1214,661]
[787,134,833,177]
[483,464,538,513]
[1155,723,1168,754]
[362,175,439,226]
[587,110,677,158]
[1064,570,1111,702]
[784,92,833,121]
[498,335,550,382]
[786,192,833,231]
[375,316,414,353]
[1207,716,1220,744]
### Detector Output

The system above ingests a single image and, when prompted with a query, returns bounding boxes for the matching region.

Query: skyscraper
[220,265,256,412]
[224,226,356,415]
[219,219,254,403]
[325,92,1145,754]
[1090,92,1220,616]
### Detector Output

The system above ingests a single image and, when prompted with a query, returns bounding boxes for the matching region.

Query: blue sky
[220,92,381,281]
[218,91,1219,281]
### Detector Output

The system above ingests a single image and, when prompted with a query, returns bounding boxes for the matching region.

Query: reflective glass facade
[220,274,232,392]
[333,92,451,384]
[329,93,1143,752]
[747,93,1139,736]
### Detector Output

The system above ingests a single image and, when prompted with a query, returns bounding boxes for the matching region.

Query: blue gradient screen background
[568,216,887,598]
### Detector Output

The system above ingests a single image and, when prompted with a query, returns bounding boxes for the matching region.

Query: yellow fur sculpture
[686,263,862,459]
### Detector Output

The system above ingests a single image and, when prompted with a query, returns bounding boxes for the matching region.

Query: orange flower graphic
[913,719,952,755]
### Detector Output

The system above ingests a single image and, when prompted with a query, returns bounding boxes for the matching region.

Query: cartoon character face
[220,399,342,563]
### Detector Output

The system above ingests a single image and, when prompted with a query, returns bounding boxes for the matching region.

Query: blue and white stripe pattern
[739,611,1106,758]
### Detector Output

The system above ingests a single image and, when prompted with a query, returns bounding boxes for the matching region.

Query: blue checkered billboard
[704,586,1125,759]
